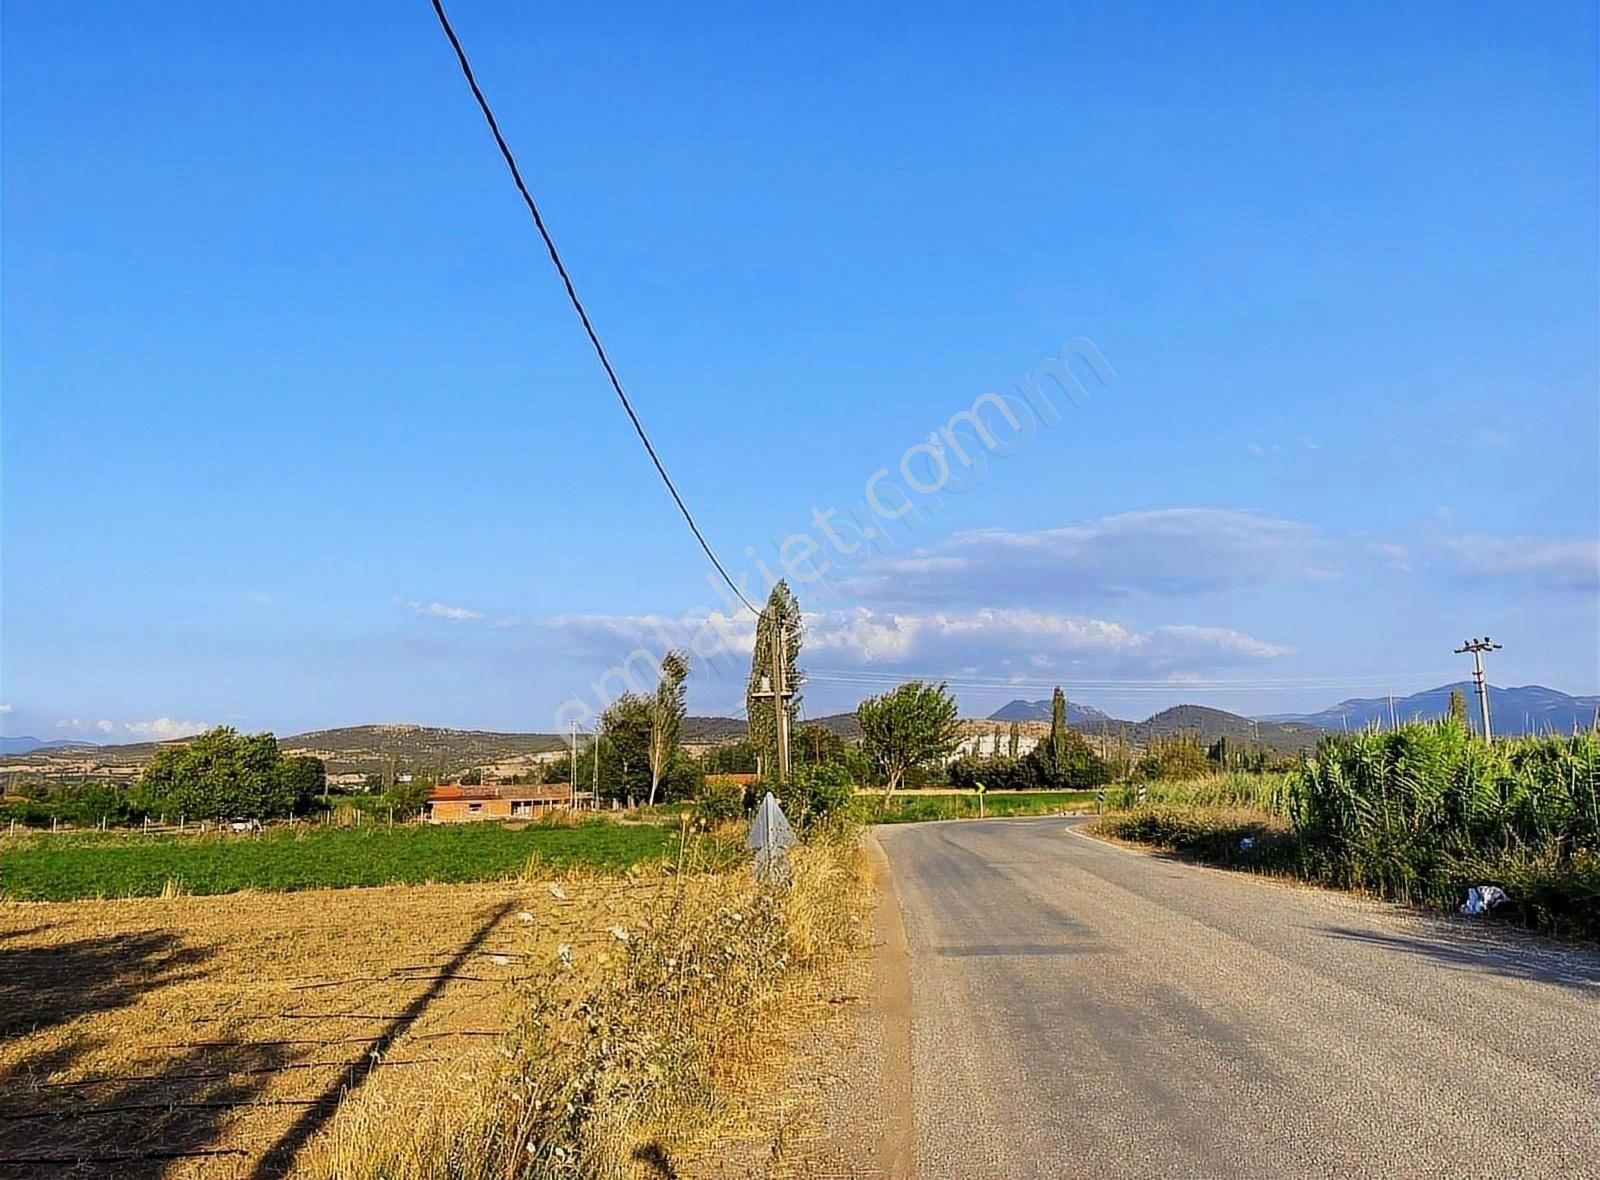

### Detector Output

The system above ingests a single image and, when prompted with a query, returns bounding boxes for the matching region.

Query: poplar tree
[647,650,690,806]
[744,581,804,777]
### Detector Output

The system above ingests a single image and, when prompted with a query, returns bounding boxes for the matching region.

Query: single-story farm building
[424,783,577,823]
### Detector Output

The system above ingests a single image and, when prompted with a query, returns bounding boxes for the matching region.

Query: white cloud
[1443,534,1600,592]
[0,703,11,715]
[841,508,1337,604]
[55,716,210,740]
[545,605,1291,682]
[121,717,209,739]
[398,598,484,621]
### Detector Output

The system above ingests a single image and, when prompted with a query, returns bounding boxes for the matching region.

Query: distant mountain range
[1264,682,1600,735]
[989,699,1116,725]
[0,736,95,755]
[5,684,1593,775]
[1130,705,1327,753]
[988,683,1600,749]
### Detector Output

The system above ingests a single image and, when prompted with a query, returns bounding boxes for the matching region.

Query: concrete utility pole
[591,728,600,809]
[774,626,791,781]
[1453,637,1502,740]
[751,622,796,781]
[569,720,578,797]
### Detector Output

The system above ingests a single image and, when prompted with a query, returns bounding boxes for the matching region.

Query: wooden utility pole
[1453,637,1502,740]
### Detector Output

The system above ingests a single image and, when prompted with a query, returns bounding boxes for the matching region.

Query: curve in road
[876,817,1599,1179]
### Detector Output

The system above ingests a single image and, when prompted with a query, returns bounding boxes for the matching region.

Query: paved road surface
[876,818,1599,1179]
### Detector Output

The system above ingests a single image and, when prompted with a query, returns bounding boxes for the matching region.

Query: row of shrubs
[690,763,856,830]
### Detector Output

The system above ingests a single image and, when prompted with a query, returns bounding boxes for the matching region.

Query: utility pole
[751,622,795,781]
[591,728,600,810]
[569,720,578,799]
[1453,637,1502,741]
[774,625,791,781]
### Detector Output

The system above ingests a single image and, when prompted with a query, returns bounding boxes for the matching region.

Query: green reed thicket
[1289,720,1599,935]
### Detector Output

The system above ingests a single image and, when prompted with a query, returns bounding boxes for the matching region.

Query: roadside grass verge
[857,790,1098,824]
[306,825,868,1180]
[1093,805,1306,876]
[0,818,676,901]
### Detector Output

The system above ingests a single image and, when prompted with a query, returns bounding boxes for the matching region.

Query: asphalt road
[876,817,1600,1179]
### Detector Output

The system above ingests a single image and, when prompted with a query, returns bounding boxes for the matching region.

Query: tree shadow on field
[0,929,208,1041]
[246,898,518,1179]
[0,928,296,1178]
[1320,923,1600,995]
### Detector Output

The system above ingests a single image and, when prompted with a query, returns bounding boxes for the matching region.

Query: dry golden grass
[0,870,668,1179]
[304,829,869,1180]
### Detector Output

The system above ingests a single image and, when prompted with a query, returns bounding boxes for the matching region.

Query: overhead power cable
[427,0,758,615]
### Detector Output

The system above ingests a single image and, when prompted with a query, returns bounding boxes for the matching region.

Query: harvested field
[0,874,666,1178]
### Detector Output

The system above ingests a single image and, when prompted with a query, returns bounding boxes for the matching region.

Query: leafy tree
[703,739,759,775]
[74,782,130,826]
[778,761,855,828]
[950,753,1039,792]
[1448,688,1469,726]
[647,649,690,806]
[389,776,432,818]
[661,750,704,803]
[135,727,320,821]
[856,680,961,804]
[599,693,654,804]
[1136,735,1211,782]
[460,768,483,786]
[692,776,746,826]
[745,581,803,779]
[1008,721,1021,759]
[793,723,847,767]
[275,755,326,813]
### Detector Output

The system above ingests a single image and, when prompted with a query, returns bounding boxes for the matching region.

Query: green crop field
[0,818,677,902]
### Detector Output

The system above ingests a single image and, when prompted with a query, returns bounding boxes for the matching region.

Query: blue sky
[3,1,1596,741]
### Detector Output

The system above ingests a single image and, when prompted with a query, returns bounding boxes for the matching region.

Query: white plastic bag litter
[1461,885,1508,915]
